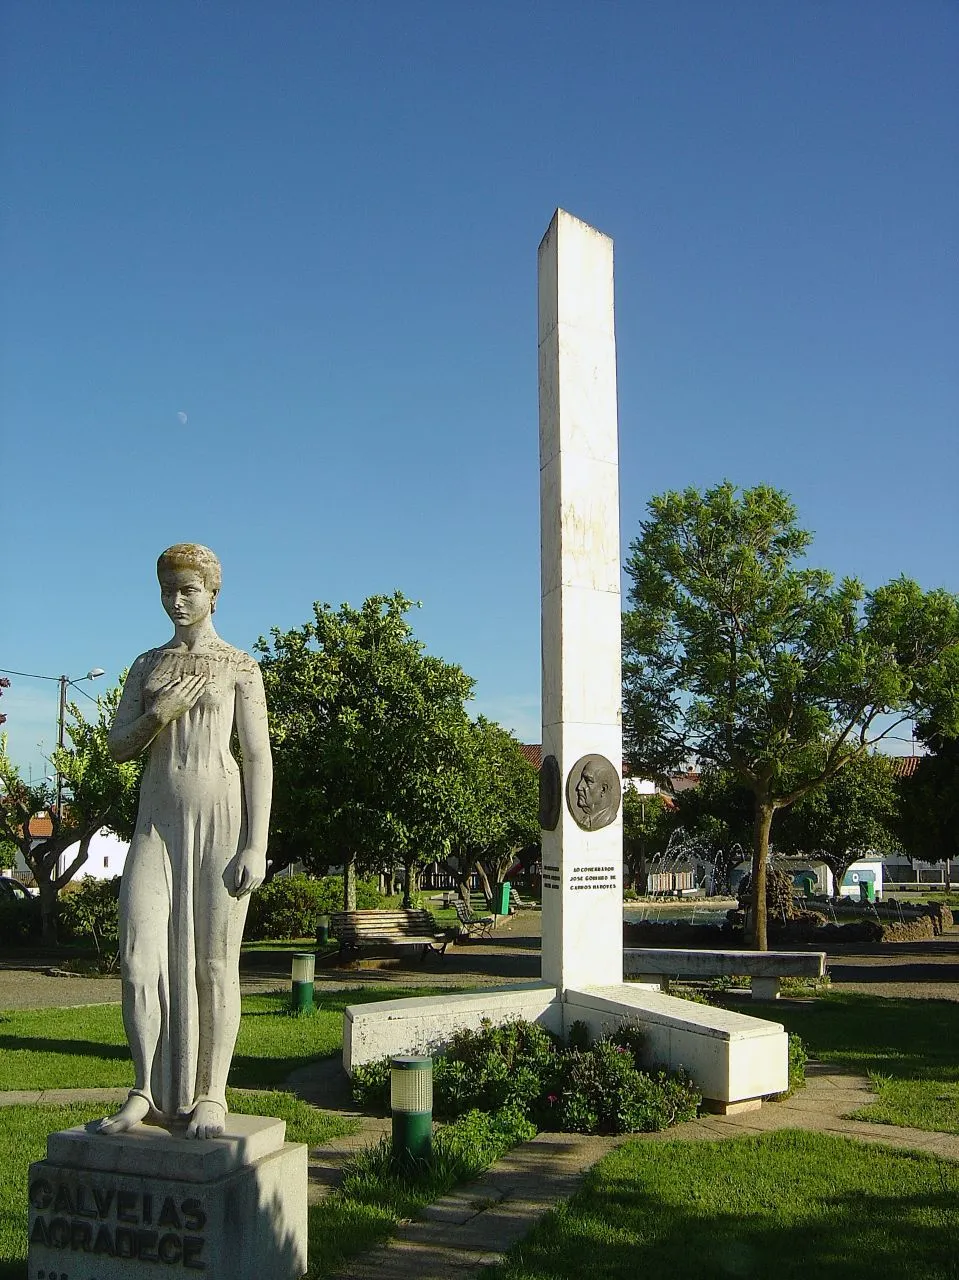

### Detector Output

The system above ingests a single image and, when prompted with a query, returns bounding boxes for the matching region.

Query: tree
[0,681,142,944]
[894,736,959,889]
[444,718,540,908]
[672,769,755,894]
[621,788,676,894]
[256,594,475,910]
[623,482,959,948]
[776,749,901,898]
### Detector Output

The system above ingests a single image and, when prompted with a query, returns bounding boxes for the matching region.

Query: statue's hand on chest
[144,663,219,727]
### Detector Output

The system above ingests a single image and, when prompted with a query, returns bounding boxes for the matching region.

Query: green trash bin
[495,882,511,916]
[858,881,876,904]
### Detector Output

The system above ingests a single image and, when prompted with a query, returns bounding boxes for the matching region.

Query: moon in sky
[177,411,188,425]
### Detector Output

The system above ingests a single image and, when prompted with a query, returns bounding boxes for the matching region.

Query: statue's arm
[107,656,163,763]
[233,658,273,896]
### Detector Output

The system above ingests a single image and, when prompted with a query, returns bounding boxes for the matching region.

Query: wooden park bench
[330,909,456,961]
[509,887,537,911]
[624,947,827,1000]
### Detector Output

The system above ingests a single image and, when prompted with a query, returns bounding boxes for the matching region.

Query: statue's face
[160,568,215,628]
[576,765,608,814]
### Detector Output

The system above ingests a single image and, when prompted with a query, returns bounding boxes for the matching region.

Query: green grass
[0,986,452,1091]
[725,991,959,1134]
[480,1130,959,1280]
[852,1075,959,1135]
[304,1108,536,1278]
[0,1095,356,1280]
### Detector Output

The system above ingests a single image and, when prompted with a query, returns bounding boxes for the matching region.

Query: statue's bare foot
[95,1093,151,1135]
[186,1099,226,1140]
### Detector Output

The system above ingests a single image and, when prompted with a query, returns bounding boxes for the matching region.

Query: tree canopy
[255,593,475,908]
[776,749,901,898]
[894,737,959,885]
[621,787,677,894]
[444,717,539,907]
[0,680,142,943]
[623,482,959,947]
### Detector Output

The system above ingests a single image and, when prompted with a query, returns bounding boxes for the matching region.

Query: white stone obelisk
[539,209,623,992]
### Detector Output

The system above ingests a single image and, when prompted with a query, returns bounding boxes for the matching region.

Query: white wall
[57,828,129,881]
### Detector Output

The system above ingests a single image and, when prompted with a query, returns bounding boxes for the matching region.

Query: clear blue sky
[2,1,956,779]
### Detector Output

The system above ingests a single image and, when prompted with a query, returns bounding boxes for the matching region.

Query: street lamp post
[633,779,657,893]
[0,666,105,818]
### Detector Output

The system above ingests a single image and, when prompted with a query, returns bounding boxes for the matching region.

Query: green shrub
[0,890,41,944]
[351,1018,701,1136]
[245,874,386,940]
[434,1019,560,1118]
[58,877,121,966]
[544,1034,700,1134]
[787,1032,808,1095]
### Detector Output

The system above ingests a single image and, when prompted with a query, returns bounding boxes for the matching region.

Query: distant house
[1,812,129,884]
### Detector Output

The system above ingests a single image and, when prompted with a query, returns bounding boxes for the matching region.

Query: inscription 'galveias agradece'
[538,209,624,989]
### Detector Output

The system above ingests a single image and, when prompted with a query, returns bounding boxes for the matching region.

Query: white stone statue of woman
[97,543,272,1140]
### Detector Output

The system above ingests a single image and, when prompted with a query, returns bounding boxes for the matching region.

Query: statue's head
[157,544,222,615]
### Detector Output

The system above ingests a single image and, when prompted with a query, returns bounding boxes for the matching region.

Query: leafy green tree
[621,788,676,893]
[894,736,959,889]
[0,682,142,944]
[776,749,901,898]
[444,718,539,908]
[255,594,474,910]
[623,482,959,947]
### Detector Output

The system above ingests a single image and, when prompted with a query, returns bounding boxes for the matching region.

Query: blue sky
[2,1,956,778]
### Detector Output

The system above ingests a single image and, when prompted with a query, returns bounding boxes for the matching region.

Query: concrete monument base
[28,1114,307,1280]
[344,981,789,1110]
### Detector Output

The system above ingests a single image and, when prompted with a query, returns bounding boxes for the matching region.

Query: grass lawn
[0,1094,357,1280]
[0,986,448,1092]
[480,1130,959,1280]
[734,991,959,1135]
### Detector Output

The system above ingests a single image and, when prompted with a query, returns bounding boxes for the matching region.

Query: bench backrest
[453,900,482,924]
[331,909,439,938]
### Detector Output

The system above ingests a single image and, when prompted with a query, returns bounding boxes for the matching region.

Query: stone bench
[624,948,827,1000]
[330,909,456,960]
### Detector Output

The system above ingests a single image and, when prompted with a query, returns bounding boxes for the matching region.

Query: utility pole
[56,675,68,821]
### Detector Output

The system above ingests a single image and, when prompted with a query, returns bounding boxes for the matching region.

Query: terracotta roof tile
[890,755,922,778]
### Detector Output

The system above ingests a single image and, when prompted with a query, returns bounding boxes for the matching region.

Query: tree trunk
[474,860,494,910]
[343,855,356,911]
[829,857,856,902]
[37,877,59,947]
[749,801,775,950]
[402,861,420,909]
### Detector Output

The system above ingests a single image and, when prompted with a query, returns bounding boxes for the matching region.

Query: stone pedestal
[28,1115,307,1280]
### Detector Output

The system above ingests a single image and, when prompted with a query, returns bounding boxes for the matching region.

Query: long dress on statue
[114,639,256,1119]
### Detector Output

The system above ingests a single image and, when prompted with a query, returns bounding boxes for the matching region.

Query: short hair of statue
[583,757,618,792]
[156,543,222,594]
